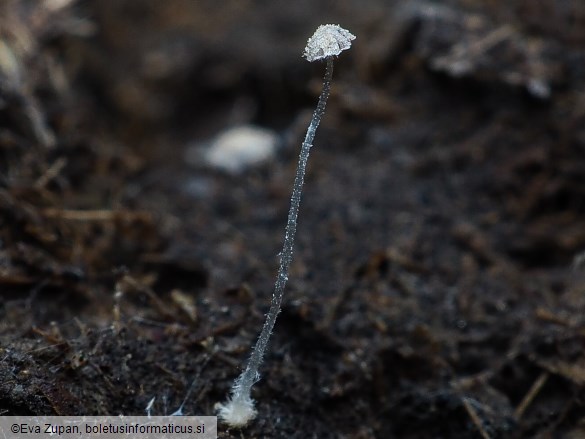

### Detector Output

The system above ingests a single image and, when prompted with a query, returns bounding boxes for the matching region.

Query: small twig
[34,157,67,188]
[121,275,175,320]
[171,352,214,415]
[41,208,152,222]
[535,307,576,328]
[461,397,491,439]
[514,372,549,420]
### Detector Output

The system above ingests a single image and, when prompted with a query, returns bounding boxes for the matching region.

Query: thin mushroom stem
[226,56,334,412]
[241,57,334,394]
[217,24,354,428]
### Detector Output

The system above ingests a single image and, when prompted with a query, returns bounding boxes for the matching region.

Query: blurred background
[2,1,585,437]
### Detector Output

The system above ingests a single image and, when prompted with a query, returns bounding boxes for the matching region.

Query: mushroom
[217,24,355,428]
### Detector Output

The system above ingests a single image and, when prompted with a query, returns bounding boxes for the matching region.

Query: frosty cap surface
[303,24,356,62]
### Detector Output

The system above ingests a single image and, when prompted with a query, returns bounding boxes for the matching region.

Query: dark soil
[2,1,585,437]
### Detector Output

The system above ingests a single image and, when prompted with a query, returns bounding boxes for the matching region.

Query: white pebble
[200,125,279,173]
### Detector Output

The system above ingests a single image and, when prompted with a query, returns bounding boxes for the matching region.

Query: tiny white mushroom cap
[303,24,356,62]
